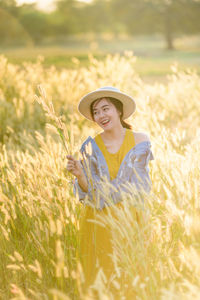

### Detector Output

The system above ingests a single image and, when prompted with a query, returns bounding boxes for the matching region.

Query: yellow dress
[77,129,136,297]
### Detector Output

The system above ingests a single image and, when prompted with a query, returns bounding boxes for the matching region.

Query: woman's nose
[98,110,104,118]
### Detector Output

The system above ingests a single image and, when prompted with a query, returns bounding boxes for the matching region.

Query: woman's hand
[66,155,88,192]
[66,155,84,178]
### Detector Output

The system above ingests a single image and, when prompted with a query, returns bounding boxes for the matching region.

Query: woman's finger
[67,164,75,171]
[66,155,75,162]
[67,162,75,169]
[67,160,74,165]
[66,157,82,177]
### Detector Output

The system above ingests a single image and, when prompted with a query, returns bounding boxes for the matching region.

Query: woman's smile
[101,119,110,126]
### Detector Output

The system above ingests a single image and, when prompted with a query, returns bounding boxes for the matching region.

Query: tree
[109,0,200,50]
[0,0,17,13]
[54,0,82,34]
[54,0,113,35]
[0,0,33,46]
[18,4,50,44]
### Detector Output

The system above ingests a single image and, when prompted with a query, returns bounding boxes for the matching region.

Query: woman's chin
[102,124,113,131]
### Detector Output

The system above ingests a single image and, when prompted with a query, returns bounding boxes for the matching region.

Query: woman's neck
[101,124,126,141]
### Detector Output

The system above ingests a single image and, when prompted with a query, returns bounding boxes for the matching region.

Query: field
[1,34,200,83]
[0,36,200,299]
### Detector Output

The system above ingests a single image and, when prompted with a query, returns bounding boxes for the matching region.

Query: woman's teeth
[102,120,109,125]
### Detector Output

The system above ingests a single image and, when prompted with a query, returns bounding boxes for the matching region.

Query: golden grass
[0,52,200,299]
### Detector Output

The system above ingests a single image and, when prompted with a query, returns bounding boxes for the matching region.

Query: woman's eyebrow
[93,104,109,111]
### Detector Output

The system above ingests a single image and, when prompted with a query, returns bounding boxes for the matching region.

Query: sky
[16,0,92,11]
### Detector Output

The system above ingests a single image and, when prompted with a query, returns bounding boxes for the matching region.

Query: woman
[67,86,154,297]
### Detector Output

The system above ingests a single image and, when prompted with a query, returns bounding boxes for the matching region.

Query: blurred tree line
[0,0,200,49]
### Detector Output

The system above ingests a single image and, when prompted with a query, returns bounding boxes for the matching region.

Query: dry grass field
[0,51,200,299]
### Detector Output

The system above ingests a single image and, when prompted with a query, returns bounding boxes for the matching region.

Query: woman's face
[92,98,121,131]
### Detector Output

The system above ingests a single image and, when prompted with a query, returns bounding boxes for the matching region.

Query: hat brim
[78,89,136,121]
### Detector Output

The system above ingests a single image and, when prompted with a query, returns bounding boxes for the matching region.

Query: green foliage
[18,5,51,44]
[109,0,200,49]
[0,0,200,48]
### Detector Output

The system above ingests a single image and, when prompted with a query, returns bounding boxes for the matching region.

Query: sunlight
[16,0,93,11]
[16,0,56,11]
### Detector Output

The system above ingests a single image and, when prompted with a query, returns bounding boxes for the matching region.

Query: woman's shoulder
[132,131,150,145]
[130,131,154,160]
[124,130,152,157]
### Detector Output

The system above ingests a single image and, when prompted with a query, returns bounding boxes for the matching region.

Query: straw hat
[78,86,136,121]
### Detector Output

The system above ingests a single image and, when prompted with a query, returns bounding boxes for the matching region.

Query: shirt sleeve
[131,147,154,192]
[73,156,105,209]
[72,139,95,205]
[73,160,92,203]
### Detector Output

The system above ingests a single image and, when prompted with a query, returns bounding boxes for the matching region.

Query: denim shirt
[73,135,154,210]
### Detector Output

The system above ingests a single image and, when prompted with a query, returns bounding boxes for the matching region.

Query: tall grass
[0,52,200,299]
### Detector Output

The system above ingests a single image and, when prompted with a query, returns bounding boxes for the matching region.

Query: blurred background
[1,3,200,298]
[0,0,200,83]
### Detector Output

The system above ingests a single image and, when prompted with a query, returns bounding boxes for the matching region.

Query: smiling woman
[66,86,154,297]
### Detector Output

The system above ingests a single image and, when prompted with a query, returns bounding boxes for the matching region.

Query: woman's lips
[101,120,110,126]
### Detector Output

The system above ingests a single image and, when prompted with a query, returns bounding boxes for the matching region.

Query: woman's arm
[77,173,88,192]
[66,155,88,192]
